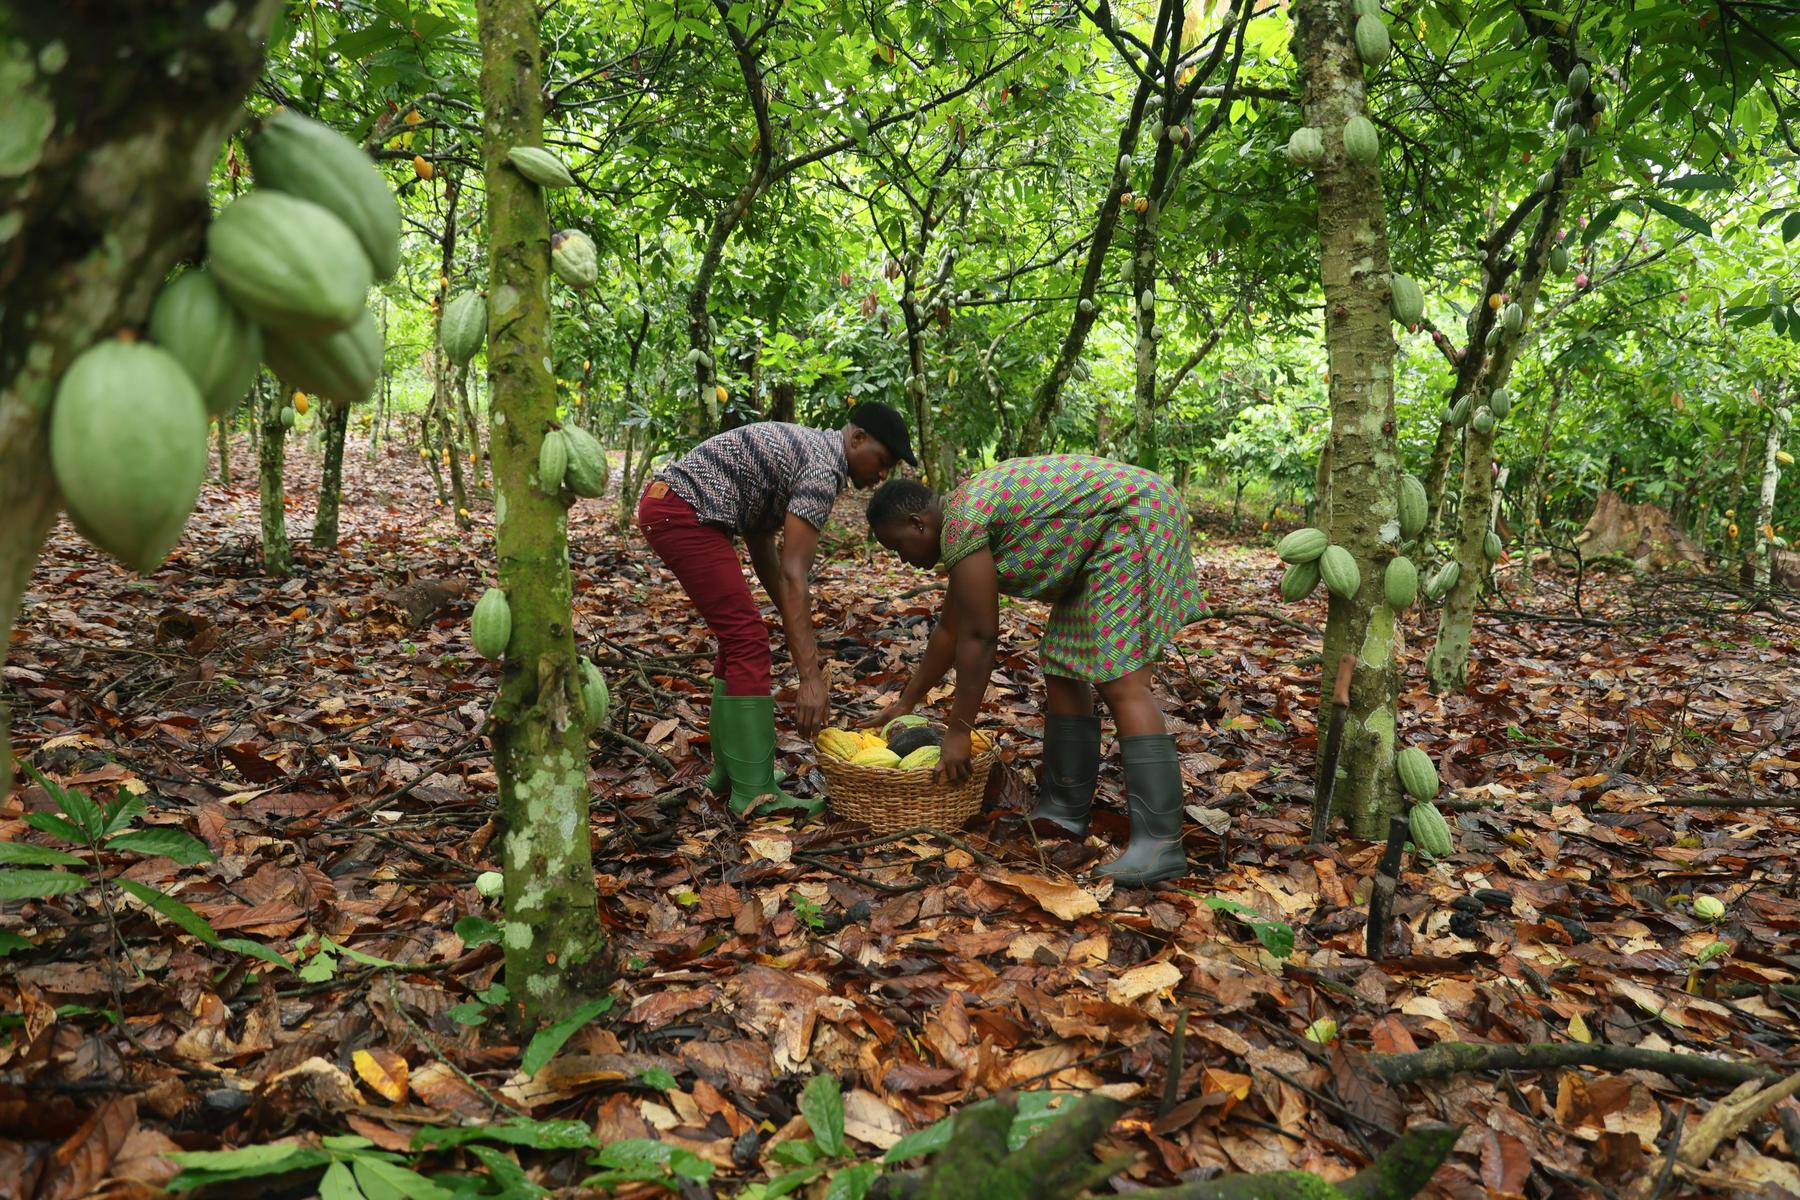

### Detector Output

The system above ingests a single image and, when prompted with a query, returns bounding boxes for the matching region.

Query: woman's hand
[861,698,914,731]
[934,726,973,786]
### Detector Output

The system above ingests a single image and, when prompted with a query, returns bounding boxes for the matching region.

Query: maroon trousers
[637,481,772,696]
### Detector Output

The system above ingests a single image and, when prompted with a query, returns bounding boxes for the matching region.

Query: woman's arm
[936,549,1000,783]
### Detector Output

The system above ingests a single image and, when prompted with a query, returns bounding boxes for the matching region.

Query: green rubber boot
[704,678,729,791]
[713,694,823,817]
[1025,714,1101,834]
[1096,734,1189,887]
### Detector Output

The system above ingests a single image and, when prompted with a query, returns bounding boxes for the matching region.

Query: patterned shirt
[658,422,849,537]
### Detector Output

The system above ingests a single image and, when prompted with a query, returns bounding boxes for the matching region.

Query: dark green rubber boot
[1025,714,1101,834]
[713,694,823,817]
[1096,734,1189,887]
[704,678,729,791]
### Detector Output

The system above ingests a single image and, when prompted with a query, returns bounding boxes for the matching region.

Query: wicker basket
[818,748,998,834]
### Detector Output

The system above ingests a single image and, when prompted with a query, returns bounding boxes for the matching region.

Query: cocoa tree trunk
[0,5,276,788]
[1753,397,1791,592]
[1517,367,1566,583]
[1292,0,1404,838]
[312,399,351,548]
[259,377,293,577]
[475,0,607,1025]
[216,414,234,487]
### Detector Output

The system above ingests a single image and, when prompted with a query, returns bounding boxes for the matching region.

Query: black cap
[848,400,917,467]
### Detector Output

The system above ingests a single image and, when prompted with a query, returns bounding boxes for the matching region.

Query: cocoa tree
[474,0,608,1023]
[1290,0,1405,837]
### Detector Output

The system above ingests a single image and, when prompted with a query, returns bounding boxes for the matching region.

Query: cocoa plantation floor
[4,437,1799,1196]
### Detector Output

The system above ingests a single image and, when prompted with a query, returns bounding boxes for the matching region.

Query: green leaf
[1783,212,1800,243]
[413,1118,598,1152]
[320,1159,362,1200]
[1641,195,1712,237]
[100,791,146,839]
[1661,173,1732,191]
[453,916,500,946]
[669,1148,715,1182]
[166,1144,331,1189]
[104,827,215,865]
[825,1162,880,1200]
[521,996,613,1077]
[639,1066,678,1090]
[446,1002,489,1026]
[216,936,292,971]
[759,1165,829,1198]
[59,786,105,843]
[0,869,86,899]
[114,879,220,942]
[800,1073,846,1157]
[0,842,86,867]
[0,930,32,956]
[769,1137,822,1166]
[882,1115,955,1163]
[463,1145,548,1198]
[351,1156,455,1200]
[1582,202,1623,247]
[21,811,85,844]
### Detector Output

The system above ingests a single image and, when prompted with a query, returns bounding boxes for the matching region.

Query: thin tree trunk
[216,414,233,487]
[1292,0,1403,838]
[439,403,471,529]
[1753,398,1790,592]
[475,0,606,1025]
[312,399,350,548]
[1420,416,1459,538]
[1517,369,1565,584]
[259,377,293,577]
[458,363,483,488]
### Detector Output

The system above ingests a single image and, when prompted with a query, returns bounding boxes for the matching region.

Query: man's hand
[862,698,914,731]
[794,673,829,739]
[934,726,973,786]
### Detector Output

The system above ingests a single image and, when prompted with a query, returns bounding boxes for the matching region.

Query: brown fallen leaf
[991,868,1100,921]
[353,1048,409,1104]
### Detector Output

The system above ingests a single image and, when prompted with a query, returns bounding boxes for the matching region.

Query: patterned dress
[940,455,1204,682]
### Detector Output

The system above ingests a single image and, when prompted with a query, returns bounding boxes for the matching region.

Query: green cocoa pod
[1399,475,1428,538]
[1485,325,1502,348]
[1078,298,1095,313]
[581,658,611,729]
[1549,244,1570,274]
[247,109,401,281]
[50,340,208,574]
[1472,407,1496,435]
[561,422,610,498]
[148,267,263,418]
[1566,122,1587,149]
[279,405,297,429]
[1448,395,1472,428]
[1408,800,1453,857]
[1488,388,1512,419]
[471,587,512,659]
[1351,0,1381,16]
[1138,289,1154,311]
[1276,526,1329,564]
[551,229,598,290]
[208,192,372,336]
[1342,114,1380,165]
[1553,98,1573,129]
[1566,62,1589,98]
[1280,559,1321,602]
[1425,559,1461,599]
[441,291,486,364]
[1503,302,1524,333]
[263,307,382,407]
[1396,745,1439,802]
[507,145,576,188]
[1390,273,1424,325]
[1485,530,1503,560]
[1384,555,1419,609]
[1318,545,1361,598]
[1286,126,1325,167]
[539,429,569,494]
[1354,14,1391,67]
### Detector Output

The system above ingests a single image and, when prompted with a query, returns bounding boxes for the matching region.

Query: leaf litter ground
[3,436,1799,1198]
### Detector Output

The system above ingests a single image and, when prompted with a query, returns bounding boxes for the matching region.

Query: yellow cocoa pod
[817,728,862,760]
[851,747,902,768]
[969,730,992,752]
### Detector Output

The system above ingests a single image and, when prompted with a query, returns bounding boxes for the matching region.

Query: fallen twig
[1369,1040,1790,1087]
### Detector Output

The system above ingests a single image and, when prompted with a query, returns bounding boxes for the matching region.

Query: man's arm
[773,512,827,737]
[746,529,783,606]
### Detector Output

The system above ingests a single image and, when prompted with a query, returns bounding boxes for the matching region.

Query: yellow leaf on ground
[992,869,1100,921]
[1107,960,1182,1006]
[353,1048,408,1103]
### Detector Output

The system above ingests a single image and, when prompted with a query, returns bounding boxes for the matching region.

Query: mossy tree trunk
[1753,397,1791,592]
[0,5,275,789]
[259,377,293,577]
[216,414,233,487]
[1428,42,1595,691]
[475,0,607,1025]
[1292,0,1403,838]
[312,399,351,548]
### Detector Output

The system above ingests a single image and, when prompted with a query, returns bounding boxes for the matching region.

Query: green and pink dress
[939,455,1204,681]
